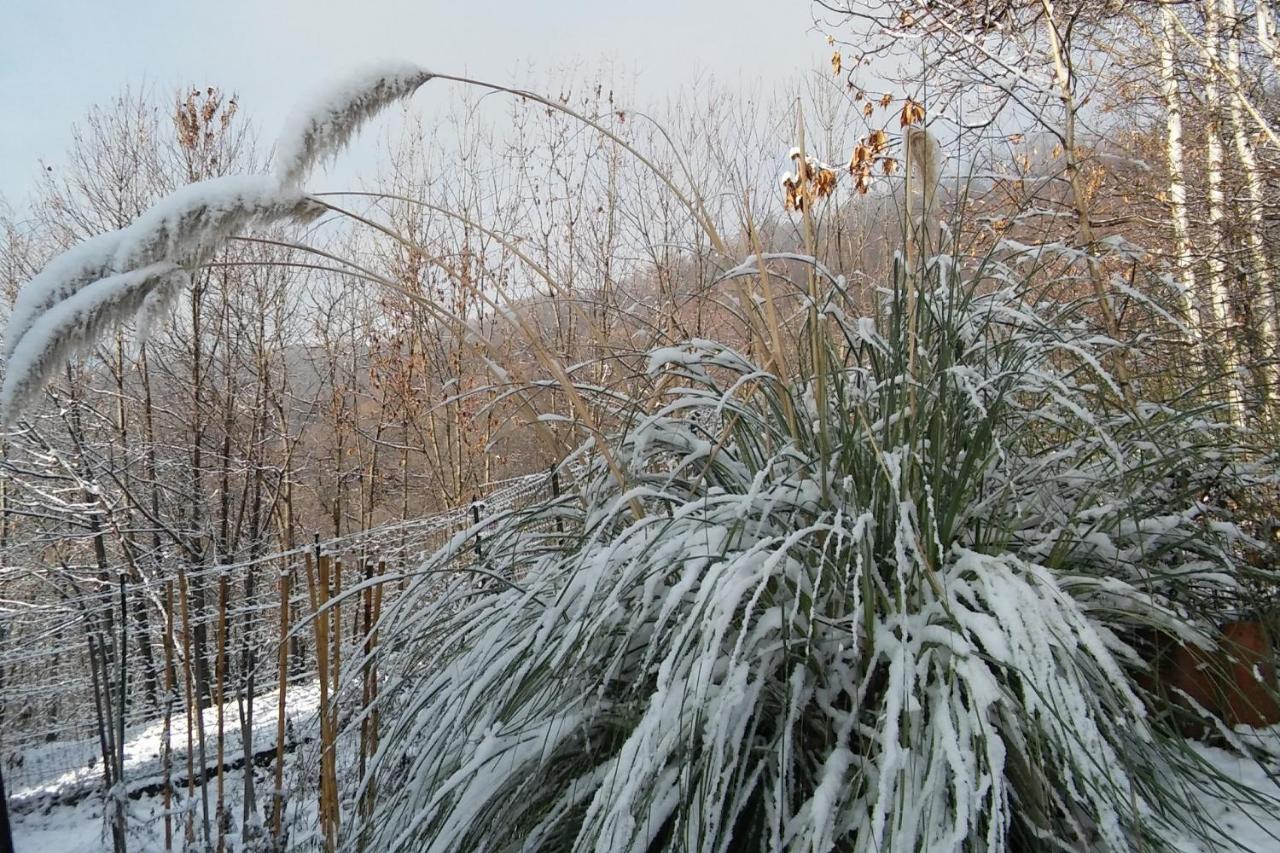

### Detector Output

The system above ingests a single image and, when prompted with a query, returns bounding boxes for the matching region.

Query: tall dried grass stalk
[274,63,434,187]
[1,177,322,423]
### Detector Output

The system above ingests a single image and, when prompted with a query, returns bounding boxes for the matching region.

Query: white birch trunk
[1203,0,1245,418]
[1159,5,1198,332]
[1256,0,1280,71]
[1223,0,1278,399]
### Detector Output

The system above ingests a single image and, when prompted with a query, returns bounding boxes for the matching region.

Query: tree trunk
[1203,0,1246,419]
[1040,0,1131,400]
[1223,0,1278,403]
[1159,5,1199,331]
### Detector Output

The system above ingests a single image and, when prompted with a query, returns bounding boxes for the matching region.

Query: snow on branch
[274,61,434,187]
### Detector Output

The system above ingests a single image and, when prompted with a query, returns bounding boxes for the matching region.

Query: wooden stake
[306,545,337,852]
[271,557,290,843]
[162,581,175,852]
[215,569,229,852]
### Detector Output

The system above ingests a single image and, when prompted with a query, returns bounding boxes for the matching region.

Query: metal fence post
[471,498,484,564]
[0,760,13,853]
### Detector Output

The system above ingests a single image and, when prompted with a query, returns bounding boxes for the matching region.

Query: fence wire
[0,472,550,813]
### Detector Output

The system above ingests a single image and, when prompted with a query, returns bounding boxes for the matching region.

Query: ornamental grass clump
[358,234,1277,851]
[5,63,1272,853]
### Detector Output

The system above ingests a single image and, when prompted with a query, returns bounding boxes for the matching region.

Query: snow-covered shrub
[357,247,1276,852]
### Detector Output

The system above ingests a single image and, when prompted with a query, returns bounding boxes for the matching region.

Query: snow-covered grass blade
[356,243,1276,852]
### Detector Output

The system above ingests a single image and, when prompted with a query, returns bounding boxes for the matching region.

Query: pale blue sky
[0,0,831,205]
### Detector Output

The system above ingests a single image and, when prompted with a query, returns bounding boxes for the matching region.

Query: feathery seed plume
[2,231,121,360]
[2,263,182,422]
[275,61,434,187]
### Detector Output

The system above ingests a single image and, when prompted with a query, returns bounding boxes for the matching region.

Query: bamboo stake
[236,567,259,839]
[331,558,342,729]
[358,560,373,786]
[177,571,197,847]
[351,556,362,642]
[305,544,336,852]
[327,555,342,843]
[215,569,229,852]
[357,559,385,843]
[162,581,175,852]
[178,568,211,847]
[86,633,123,852]
[332,548,343,835]
[370,562,383,758]
[115,573,128,851]
[271,557,290,843]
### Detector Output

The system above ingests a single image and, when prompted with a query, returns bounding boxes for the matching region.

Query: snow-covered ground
[9,696,1280,851]
[11,682,324,851]
[1171,731,1280,852]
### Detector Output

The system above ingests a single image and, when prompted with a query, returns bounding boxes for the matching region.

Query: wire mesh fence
[0,471,553,847]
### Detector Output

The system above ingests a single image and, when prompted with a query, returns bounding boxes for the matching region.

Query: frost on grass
[274,61,434,187]
[362,267,1271,851]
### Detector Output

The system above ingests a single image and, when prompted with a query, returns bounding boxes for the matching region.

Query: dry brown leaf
[782,175,801,211]
[899,98,925,127]
[849,144,870,172]
[814,168,837,198]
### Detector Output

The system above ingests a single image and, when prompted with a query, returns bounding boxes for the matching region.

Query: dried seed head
[275,62,435,187]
